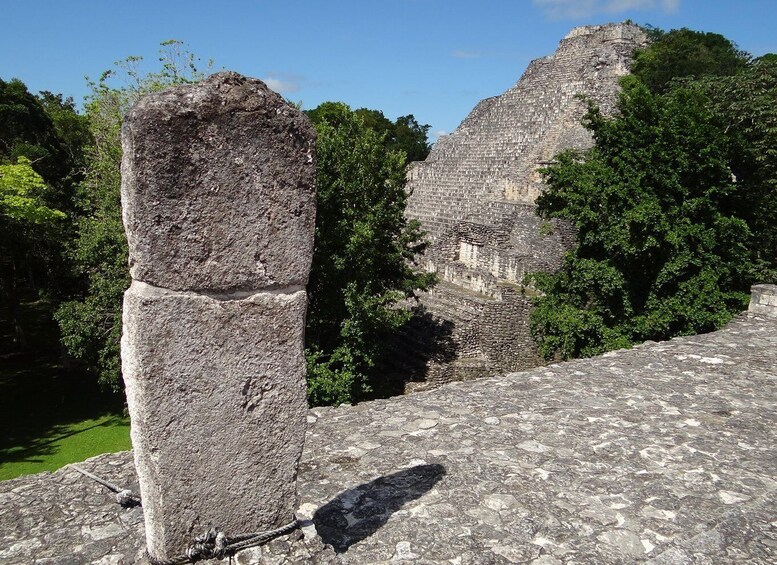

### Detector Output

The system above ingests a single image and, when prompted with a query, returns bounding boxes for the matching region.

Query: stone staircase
[401,23,648,388]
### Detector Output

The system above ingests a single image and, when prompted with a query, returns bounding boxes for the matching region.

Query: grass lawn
[0,413,130,481]
[0,299,130,481]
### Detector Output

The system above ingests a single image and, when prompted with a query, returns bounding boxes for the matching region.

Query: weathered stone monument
[399,23,648,390]
[749,284,777,317]
[120,72,316,560]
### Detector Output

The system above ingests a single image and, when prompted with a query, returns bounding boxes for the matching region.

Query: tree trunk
[2,258,27,352]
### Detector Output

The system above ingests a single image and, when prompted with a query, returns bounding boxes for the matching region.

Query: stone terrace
[2,313,775,564]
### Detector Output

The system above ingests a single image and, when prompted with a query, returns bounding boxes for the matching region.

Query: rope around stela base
[71,464,141,507]
[70,464,301,563]
[145,520,301,565]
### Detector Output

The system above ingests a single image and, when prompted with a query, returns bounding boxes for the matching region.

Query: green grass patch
[0,413,130,481]
[1,297,130,481]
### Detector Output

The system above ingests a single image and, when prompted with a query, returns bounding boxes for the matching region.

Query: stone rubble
[750,284,777,317]
[2,312,775,564]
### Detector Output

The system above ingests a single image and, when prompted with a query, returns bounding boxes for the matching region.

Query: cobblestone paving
[2,313,775,564]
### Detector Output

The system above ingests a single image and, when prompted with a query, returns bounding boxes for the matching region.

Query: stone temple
[399,23,648,390]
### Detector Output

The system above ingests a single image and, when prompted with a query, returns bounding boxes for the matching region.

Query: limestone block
[121,71,316,292]
[121,281,308,558]
[749,284,777,317]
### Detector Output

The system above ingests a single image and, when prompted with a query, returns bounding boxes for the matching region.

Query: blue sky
[2,1,775,140]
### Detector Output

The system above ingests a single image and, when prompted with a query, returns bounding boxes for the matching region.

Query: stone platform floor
[1,313,775,564]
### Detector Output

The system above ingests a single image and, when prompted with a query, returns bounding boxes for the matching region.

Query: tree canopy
[529,28,776,361]
[0,78,87,352]
[308,104,432,165]
[0,156,67,349]
[304,102,435,405]
[0,157,64,226]
[631,27,750,93]
[55,41,211,391]
[701,57,777,280]
[0,78,69,184]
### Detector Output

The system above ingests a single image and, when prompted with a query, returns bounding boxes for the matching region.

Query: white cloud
[261,73,302,94]
[432,129,448,140]
[533,0,680,19]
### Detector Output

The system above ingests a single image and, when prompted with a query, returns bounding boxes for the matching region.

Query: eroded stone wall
[749,284,777,317]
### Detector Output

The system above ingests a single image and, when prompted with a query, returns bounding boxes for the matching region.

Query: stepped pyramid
[399,23,648,391]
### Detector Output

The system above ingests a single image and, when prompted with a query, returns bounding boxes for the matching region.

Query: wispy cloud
[432,129,448,139]
[261,72,304,94]
[452,49,481,59]
[452,49,527,62]
[533,0,680,20]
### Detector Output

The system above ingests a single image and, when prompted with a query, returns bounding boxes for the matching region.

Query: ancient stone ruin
[400,23,648,390]
[3,25,777,565]
[120,72,316,560]
[749,284,777,317]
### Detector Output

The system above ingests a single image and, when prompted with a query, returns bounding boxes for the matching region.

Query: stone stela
[119,72,316,560]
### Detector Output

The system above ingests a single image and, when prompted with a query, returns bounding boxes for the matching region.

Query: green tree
[55,41,210,391]
[353,108,394,140]
[631,27,749,93]
[0,78,69,184]
[0,79,90,224]
[701,56,777,281]
[309,106,431,165]
[530,77,756,360]
[0,157,66,349]
[393,114,432,163]
[35,92,91,184]
[305,102,435,405]
[0,79,88,352]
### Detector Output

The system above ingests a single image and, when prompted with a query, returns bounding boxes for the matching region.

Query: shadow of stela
[313,463,446,553]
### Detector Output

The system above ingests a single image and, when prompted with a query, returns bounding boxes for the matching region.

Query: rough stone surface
[405,23,646,238]
[122,281,308,558]
[121,71,316,293]
[749,284,777,317]
[4,313,775,563]
[397,24,648,388]
[119,72,315,560]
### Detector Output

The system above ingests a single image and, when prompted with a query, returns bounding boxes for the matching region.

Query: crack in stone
[128,279,305,301]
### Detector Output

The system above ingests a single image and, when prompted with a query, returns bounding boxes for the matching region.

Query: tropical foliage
[304,102,435,405]
[55,41,211,390]
[4,45,433,401]
[529,29,776,360]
